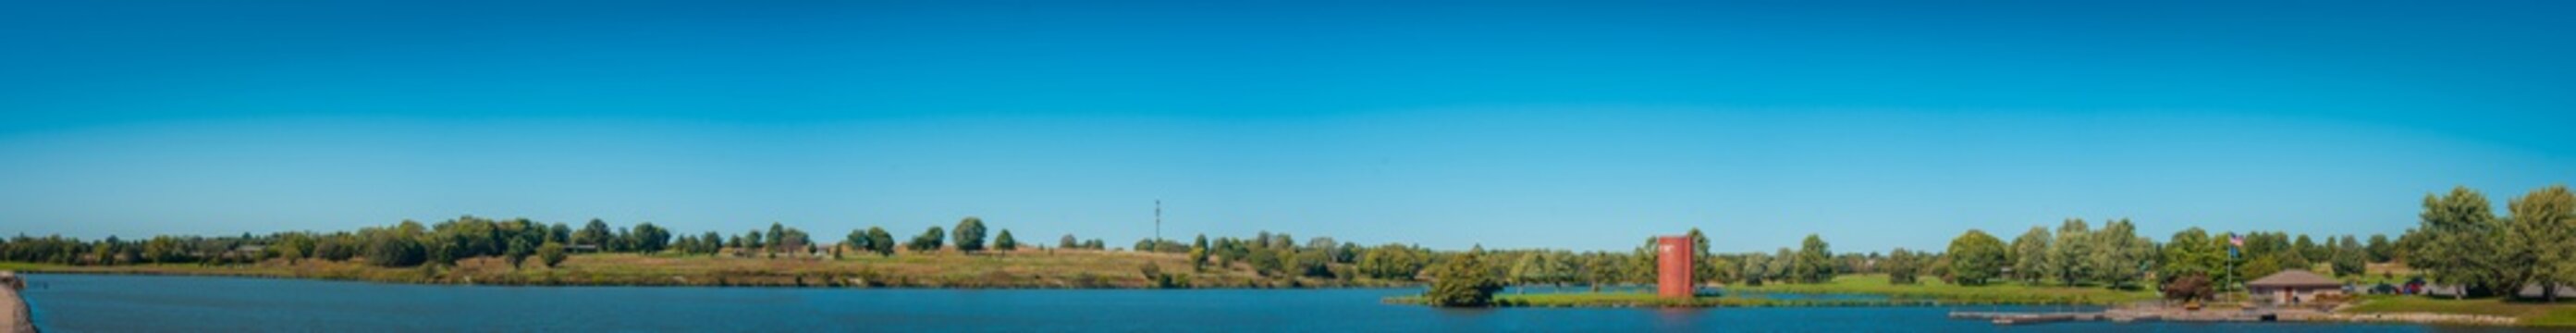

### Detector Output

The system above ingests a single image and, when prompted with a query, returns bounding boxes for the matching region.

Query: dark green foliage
[994,229,1017,251]
[1424,247,1505,307]
[574,219,612,249]
[1946,229,2007,286]
[506,238,533,268]
[365,236,426,267]
[631,222,671,253]
[1793,234,1834,283]
[536,241,567,268]
[953,216,987,253]
[909,227,945,252]
[865,228,895,256]
[1885,248,1921,285]
[1359,244,1428,280]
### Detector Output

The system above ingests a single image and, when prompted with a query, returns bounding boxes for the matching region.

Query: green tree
[1687,228,1717,283]
[1424,246,1505,307]
[2294,235,2324,265]
[1360,244,1426,280]
[2046,218,2092,286]
[573,218,611,249]
[363,236,425,267]
[1511,251,1575,290]
[2009,227,2052,284]
[908,227,946,253]
[2365,234,2394,263]
[994,229,1018,252]
[1738,251,1774,286]
[866,228,894,256]
[505,238,533,268]
[767,222,787,253]
[2091,218,2151,289]
[952,216,987,253]
[536,241,567,268]
[1586,253,1625,291]
[847,228,877,256]
[2418,186,2504,299]
[2332,235,2367,278]
[1793,234,1834,283]
[632,222,670,253]
[2505,185,2575,302]
[2159,228,2225,288]
[1946,229,2007,286]
[1886,248,1921,285]
[1189,235,1209,269]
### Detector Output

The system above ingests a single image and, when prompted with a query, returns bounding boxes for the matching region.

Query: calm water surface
[17,274,2545,332]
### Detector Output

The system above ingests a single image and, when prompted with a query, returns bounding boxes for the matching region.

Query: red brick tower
[1656,236,1693,298]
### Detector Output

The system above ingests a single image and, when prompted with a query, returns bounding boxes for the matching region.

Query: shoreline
[1,272,31,333]
[13,270,1427,290]
[0,255,1418,290]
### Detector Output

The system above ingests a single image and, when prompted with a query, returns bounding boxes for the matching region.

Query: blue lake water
[16,274,2549,332]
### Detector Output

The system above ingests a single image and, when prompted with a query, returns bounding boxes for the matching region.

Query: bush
[1425,249,1504,307]
[364,237,426,267]
[537,241,568,268]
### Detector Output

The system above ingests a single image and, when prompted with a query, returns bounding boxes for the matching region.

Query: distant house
[2246,270,2343,304]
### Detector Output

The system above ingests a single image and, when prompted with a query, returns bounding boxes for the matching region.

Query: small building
[2246,270,2343,304]
[1654,236,1693,298]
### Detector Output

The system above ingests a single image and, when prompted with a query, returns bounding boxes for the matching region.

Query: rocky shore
[1,272,31,333]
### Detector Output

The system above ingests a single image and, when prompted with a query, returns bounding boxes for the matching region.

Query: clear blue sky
[3,1,2571,253]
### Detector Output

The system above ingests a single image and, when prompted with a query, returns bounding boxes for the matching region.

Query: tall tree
[2046,218,2092,286]
[1946,229,2008,286]
[2506,185,2575,302]
[2009,227,2052,284]
[2365,234,2394,263]
[2159,228,2225,289]
[909,227,946,253]
[632,222,670,253]
[2418,186,2504,299]
[2332,235,2367,278]
[536,241,567,268]
[767,222,787,253]
[1885,248,1921,285]
[952,216,988,253]
[573,218,611,249]
[994,229,1018,252]
[2090,218,2149,289]
[505,238,533,268]
[1793,234,1834,283]
[1687,228,1717,283]
[1424,246,1504,307]
[1189,234,1209,269]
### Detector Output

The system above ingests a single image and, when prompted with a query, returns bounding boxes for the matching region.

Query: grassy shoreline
[2343,295,2576,327]
[1383,274,2155,307]
[0,250,1413,289]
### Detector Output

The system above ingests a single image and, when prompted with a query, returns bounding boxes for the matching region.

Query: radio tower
[1154,199,1162,241]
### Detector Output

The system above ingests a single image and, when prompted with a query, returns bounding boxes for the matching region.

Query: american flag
[2229,235,2244,247]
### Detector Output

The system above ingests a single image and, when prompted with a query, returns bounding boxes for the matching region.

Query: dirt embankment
[0,272,31,333]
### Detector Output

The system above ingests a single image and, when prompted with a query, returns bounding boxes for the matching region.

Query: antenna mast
[1154,199,1162,241]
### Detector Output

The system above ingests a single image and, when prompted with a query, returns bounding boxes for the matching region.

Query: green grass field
[1729,274,2158,305]
[0,249,1400,289]
[2344,295,2576,327]
[1388,274,2156,307]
